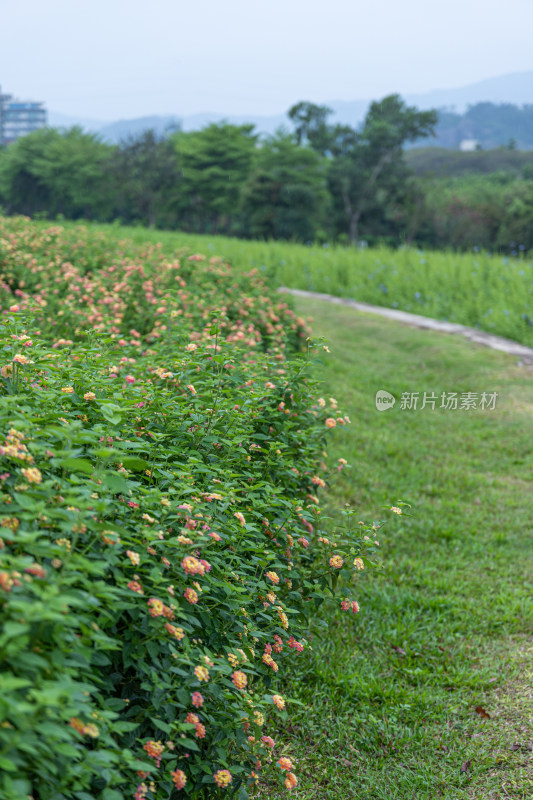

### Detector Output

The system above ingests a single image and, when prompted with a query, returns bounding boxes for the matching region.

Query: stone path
[279,287,533,366]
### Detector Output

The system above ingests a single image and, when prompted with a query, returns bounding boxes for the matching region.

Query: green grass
[257,299,533,799]
[49,219,533,347]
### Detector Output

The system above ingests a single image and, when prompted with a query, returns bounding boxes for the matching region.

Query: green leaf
[100,403,123,424]
[102,790,124,800]
[1,622,30,641]
[120,456,149,471]
[91,447,117,458]
[150,717,171,734]
[0,674,32,691]
[146,640,160,662]
[12,492,44,511]
[102,473,129,493]
[55,743,81,757]
[176,737,200,751]
[7,778,32,795]
[36,721,74,740]
[58,457,94,475]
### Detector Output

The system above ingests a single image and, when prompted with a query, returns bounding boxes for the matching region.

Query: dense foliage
[2,94,531,252]
[0,95,533,252]
[0,217,381,800]
[417,172,533,252]
[405,146,533,178]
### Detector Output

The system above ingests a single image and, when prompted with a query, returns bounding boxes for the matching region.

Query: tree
[327,95,437,242]
[111,130,182,227]
[287,101,333,154]
[0,127,114,219]
[240,132,329,242]
[173,123,258,234]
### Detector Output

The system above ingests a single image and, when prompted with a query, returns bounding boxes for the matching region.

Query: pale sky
[2,0,533,121]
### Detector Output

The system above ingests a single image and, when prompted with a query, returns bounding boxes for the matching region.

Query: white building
[459,139,480,152]
[0,85,47,146]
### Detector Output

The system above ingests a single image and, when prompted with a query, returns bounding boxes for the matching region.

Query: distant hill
[47,110,109,131]
[96,112,291,143]
[404,70,533,113]
[48,70,533,147]
[98,115,181,142]
[329,70,533,130]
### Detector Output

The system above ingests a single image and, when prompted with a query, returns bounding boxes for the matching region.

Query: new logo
[375,390,396,411]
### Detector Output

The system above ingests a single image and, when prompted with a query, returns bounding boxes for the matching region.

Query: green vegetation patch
[3,101,533,253]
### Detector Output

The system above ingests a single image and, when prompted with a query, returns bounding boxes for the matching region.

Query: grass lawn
[258,298,533,799]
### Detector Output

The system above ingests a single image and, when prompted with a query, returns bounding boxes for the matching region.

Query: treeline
[1,95,532,252]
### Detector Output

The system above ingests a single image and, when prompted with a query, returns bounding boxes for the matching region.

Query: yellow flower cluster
[21,467,42,484]
[0,429,34,464]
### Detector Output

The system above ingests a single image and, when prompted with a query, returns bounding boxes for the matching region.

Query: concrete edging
[278,286,533,364]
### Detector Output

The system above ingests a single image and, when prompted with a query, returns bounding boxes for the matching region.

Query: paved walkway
[278,287,533,365]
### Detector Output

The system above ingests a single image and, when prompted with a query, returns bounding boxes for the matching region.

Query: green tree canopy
[0,127,114,219]
[173,122,258,234]
[111,130,182,228]
[287,101,333,154]
[325,95,437,242]
[240,131,329,242]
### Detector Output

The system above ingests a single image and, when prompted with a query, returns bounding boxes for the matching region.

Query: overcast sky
[2,0,532,121]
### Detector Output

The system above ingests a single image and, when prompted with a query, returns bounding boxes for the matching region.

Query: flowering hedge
[0,217,307,352]
[0,219,380,800]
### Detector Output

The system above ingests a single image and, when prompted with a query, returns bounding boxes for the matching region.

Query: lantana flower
[165,623,185,640]
[147,597,164,616]
[277,757,293,771]
[21,467,42,484]
[184,587,198,604]
[126,550,140,565]
[143,740,164,766]
[181,555,205,575]
[213,770,232,788]
[285,772,298,789]
[194,665,209,682]
[231,670,247,690]
[171,770,187,789]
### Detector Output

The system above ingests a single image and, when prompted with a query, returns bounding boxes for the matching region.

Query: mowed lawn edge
[256,298,532,800]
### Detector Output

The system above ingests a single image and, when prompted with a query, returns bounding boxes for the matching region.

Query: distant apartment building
[0,85,47,145]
